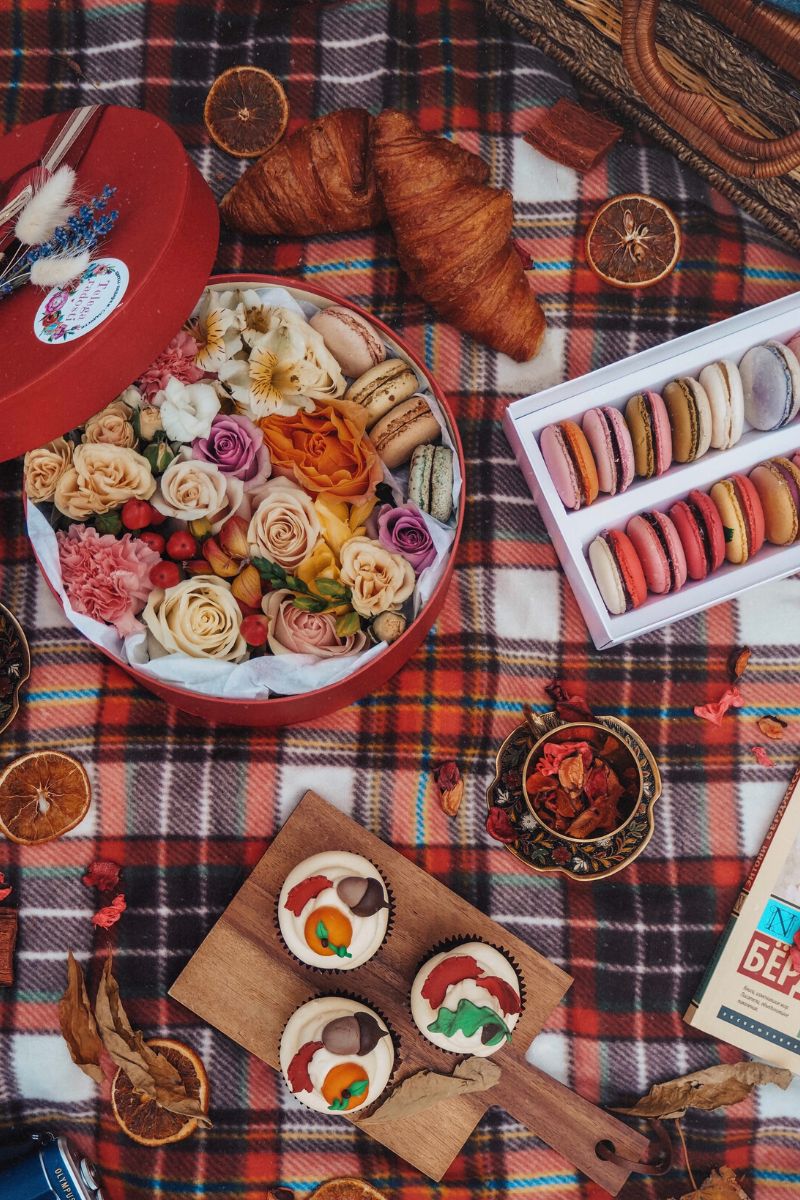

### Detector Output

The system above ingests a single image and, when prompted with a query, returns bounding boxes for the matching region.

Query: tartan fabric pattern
[1,1,800,1199]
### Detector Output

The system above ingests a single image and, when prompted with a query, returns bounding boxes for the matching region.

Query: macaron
[664,377,712,463]
[345,359,419,427]
[540,420,599,510]
[625,391,673,478]
[710,474,766,564]
[749,456,800,545]
[581,405,635,495]
[739,341,800,430]
[625,511,688,594]
[698,360,745,450]
[669,489,726,580]
[588,529,648,616]
[309,305,387,377]
[369,394,441,470]
[408,443,454,522]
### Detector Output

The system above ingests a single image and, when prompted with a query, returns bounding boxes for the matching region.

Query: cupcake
[278,851,391,970]
[280,996,394,1115]
[409,940,522,1057]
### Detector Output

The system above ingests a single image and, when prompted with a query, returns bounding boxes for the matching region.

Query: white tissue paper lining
[25,285,461,700]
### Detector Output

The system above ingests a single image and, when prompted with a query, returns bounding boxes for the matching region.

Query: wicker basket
[486,0,800,250]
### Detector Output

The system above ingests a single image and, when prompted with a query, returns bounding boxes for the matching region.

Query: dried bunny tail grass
[29,252,90,289]
[15,165,76,246]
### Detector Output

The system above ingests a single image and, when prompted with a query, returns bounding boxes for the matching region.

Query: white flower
[185,288,242,371]
[117,385,143,410]
[155,377,220,443]
[234,289,277,341]
[217,306,345,419]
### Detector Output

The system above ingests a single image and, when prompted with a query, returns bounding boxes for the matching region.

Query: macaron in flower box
[504,290,800,648]
[2,107,464,725]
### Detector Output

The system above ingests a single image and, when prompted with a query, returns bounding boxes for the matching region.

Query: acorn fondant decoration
[321,1011,389,1057]
[336,875,389,917]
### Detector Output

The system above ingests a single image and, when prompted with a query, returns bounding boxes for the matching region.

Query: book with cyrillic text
[685,765,800,1073]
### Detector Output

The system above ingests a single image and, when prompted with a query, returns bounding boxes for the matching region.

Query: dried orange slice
[585,193,681,289]
[204,66,289,158]
[111,1037,210,1147]
[312,1181,388,1200]
[0,751,90,844]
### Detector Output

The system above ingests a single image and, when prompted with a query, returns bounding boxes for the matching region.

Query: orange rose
[258,399,384,503]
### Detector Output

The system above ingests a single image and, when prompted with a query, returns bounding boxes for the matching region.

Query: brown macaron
[369,394,441,469]
[344,358,419,427]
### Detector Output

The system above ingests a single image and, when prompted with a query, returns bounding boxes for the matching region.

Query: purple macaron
[739,341,800,431]
[582,405,635,495]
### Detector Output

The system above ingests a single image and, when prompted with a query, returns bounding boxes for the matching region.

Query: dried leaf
[756,715,787,741]
[94,958,211,1126]
[675,1166,751,1200]
[58,951,104,1083]
[751,745,773,768]
[694,687,743,726]
[728,646,751,683]
[613,1062,792,1120]
[356,1056,501,1127]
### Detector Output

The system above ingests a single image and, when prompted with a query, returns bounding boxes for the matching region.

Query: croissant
[372,110,546,361]
[220,107,490,238]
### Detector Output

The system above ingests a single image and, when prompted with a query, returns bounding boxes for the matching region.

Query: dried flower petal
[91,894,127,929]
[538,740,593,777]
[486,807,516,843]
[693,686,743,726]
[751,745,773,768]
[0,887,12,902]
[439,779,464,817]
[82,860,121,892]
[544,678,594,722]
[434,761,461,792]
[729,646,751,682]
[558,754,585,792]
[756,715,787,740]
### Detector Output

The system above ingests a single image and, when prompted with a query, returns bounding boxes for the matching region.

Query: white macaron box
[504,290,800,649]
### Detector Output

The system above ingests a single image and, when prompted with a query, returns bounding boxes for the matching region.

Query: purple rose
[377,503,436,571]
[192,413,271,490]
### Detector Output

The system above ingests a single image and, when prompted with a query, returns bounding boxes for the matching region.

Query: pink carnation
[57,525,160,637]
[138,330,204,402]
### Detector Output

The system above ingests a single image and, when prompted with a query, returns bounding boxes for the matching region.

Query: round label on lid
[33,257,129,344]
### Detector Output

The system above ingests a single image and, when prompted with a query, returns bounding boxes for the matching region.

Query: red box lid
[0,105,219,462]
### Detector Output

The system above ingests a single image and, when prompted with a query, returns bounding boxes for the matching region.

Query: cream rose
[82,400,136,448]
[339,536,415,617]
[24,437,73,502]
[143,575,246,662]
[152,449,244,533]
[263,588,367,658]
[54,444,155,519]
[247,477,321,569]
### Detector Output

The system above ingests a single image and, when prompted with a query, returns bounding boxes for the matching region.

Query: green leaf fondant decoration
[428,999,511,1047]
[315,918,351,958]
[348,1078,368,1097]
[328,1077,368,1111]
[316,919,329,942]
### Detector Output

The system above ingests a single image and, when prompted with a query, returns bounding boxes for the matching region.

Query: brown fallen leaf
[355,1056,500,1127]
[58,951,103,1083]
[614,1061,791,1120]
[756,715,787,740]
[94,957,211,1126]
[728,646,751,683]
[675,1166,751,1200]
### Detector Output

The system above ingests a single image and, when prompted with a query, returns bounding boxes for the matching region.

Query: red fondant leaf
[287,1040,323,1093]
[478,974,521,1015]
[82,860,122,892]
[91,894,126,929]
[285,875,333,917]
[421,955,481,1009]
[693,686,743,726]
[486,807,516,843]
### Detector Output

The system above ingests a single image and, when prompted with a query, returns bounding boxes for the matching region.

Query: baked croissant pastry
[372,109,546,361]
[220,107,490,237]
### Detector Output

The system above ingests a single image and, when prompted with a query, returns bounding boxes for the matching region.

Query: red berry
[240,614,269,647]
[138,531,165,555]
[185,559,210,576]
[121,499,154,531]
[166,531,198,561]
[147,507,167,527]
[149,561,181,590]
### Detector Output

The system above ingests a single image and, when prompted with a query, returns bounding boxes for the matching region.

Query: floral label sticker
[33,257,129,344]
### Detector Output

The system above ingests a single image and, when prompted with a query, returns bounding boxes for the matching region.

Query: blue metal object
[0,1136,103,1200]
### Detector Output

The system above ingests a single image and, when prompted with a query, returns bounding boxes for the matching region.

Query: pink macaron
[582,405,635,495]
[309,305,387,377]
[669,489,726,580]
[626,511,688,594]
[625,390,673,479]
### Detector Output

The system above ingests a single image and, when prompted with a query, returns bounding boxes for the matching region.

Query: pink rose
[138,331,204,402]
[193,413,271,489]
[377,503,436,571]
[263,589,367,659]
[57,525,160,637]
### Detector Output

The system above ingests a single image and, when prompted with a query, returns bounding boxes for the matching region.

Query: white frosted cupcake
[279,996,394,1115]
[277,851,391,970]
[409,940,522,1057]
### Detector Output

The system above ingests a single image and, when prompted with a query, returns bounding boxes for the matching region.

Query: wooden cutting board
[170,791,649,1191]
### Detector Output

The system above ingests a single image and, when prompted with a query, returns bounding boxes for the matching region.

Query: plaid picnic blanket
[1,1,800,1198]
